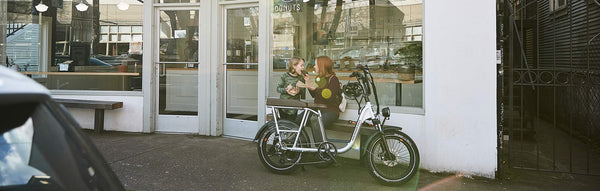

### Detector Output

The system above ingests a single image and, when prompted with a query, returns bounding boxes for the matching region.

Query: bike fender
[254,121,276,141]
[361,125,404,157]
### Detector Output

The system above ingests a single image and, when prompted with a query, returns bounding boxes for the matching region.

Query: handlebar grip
[349,71,364,79]
[357,64,366,70]
[357,64,370,70]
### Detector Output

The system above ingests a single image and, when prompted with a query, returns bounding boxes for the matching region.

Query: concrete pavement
[86,131,600,190]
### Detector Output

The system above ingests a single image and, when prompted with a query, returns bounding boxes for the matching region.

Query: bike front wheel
[257,120,305,174]
[366,131,420,186]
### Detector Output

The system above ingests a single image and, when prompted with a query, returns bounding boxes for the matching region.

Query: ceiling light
[76,1,89,12]
[117,2,129,11]
[35,2,48,12]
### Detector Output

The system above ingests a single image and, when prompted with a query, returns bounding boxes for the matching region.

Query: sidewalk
[86,131,600,191]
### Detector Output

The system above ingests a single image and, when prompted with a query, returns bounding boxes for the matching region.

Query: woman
[303,55,341,144]
[276,57,306,121]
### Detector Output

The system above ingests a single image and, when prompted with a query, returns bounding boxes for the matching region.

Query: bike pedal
[325,151,340,166]
[331,158,341,167]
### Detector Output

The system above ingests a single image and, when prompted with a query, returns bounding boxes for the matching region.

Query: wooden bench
[54,98,123,133]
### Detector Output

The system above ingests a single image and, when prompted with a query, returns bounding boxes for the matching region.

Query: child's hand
[287,88,298,96]
[286,84,298,96]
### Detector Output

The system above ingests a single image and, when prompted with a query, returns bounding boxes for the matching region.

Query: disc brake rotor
[381,149,401,167]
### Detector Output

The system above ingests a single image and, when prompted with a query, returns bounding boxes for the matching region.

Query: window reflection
[1,0,144,91]
[270,0,423,108]
[226,7,259,64]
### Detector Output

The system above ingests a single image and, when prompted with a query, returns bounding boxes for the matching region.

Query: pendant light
[35,2,48,12]
[76,0,89,12]
[117,1,130,11]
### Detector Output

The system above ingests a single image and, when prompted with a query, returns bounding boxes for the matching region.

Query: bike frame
[269,101,377,154]
[259,65,415,185]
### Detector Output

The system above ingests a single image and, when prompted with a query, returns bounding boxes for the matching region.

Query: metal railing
[499,0,600,176]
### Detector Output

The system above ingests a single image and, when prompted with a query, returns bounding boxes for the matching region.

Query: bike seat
[307,103,328,109]
[266,98,328,109]
[266,98,307,108]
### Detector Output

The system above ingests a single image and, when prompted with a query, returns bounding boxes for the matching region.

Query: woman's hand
[303,75,317,90]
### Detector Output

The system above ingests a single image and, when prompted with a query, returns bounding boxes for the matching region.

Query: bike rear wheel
[366,131,420,186]
[257,120,306,174]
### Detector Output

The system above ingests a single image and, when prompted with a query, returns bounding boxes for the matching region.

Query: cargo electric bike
[255,64,419,186]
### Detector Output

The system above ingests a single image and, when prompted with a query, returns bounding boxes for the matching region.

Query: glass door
[155,8,201,133]
[223,6,259,139]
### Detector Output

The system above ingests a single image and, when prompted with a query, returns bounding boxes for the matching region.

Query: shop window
[1,0,144,91]
[269,0,423,109]
[155,0,199,3]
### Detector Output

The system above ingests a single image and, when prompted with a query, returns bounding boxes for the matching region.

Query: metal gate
[498,0,600,176]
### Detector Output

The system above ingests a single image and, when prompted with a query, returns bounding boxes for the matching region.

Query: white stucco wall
[52,95,144,132]
[421,0,497,178]
[338,0,497,178]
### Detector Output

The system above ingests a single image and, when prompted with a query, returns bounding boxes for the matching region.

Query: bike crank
[317,142,338,164]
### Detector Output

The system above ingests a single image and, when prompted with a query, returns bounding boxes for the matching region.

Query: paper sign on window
[244,17,250,26]
[174,30,186,38]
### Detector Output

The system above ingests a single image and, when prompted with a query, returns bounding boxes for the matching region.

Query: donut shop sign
[274,0,303,13]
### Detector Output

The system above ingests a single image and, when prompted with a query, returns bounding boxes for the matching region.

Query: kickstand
[301,164,306,171]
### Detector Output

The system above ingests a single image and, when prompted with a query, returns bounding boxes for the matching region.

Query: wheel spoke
[257,120,306,174]
[366,133,419,185]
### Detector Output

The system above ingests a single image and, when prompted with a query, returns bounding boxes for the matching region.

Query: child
[276,57,307,121]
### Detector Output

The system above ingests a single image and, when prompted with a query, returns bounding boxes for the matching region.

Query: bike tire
[257,120,307,174]
[366,131,420,186]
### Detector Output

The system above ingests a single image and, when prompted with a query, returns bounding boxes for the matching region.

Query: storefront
[1,0,498,178]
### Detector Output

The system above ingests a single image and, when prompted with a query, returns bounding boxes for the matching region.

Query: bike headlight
[382,107,390,118]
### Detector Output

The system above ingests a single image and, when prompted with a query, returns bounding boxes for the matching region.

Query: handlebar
[352,64,381,116]
[349,71,362,78]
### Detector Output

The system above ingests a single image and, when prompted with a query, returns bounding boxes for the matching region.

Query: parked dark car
[55,55,112,67]
[335,45,395,70]
[0,65,124,190]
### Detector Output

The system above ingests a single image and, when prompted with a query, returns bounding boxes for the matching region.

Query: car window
[0,102,97,190]
[0,119,48,186]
